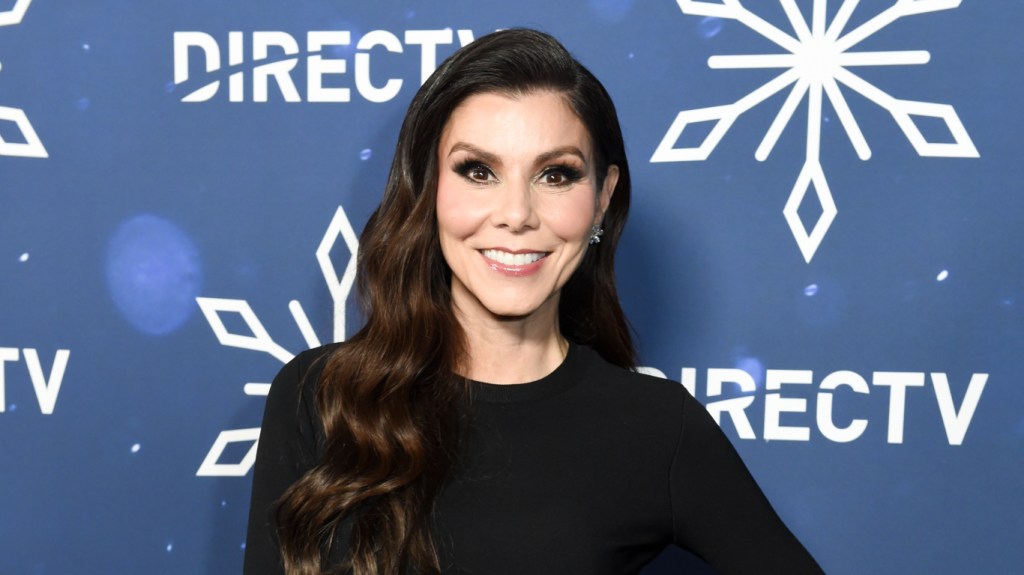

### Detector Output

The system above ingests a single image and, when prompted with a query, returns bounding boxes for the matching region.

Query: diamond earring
[588,225,604,245]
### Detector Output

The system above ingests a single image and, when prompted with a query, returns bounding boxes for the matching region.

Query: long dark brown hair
[275,28,636,575]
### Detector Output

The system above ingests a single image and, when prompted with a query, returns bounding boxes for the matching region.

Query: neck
[453,303,568,385]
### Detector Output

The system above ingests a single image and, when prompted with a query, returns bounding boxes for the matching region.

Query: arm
[243,350,325,575]
[670,393,824,574]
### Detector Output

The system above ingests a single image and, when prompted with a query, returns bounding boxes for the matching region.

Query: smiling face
[436,90,617,328]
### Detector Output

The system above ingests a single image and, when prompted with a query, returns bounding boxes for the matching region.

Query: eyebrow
[535,146,587,166]
[447,143,500,166]
[446,142,588,167]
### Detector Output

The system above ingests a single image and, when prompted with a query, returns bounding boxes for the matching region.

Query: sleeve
[670,393,824,574]
[243,350,325,575]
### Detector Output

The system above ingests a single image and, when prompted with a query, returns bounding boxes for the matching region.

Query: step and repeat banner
[1,1,1020,573]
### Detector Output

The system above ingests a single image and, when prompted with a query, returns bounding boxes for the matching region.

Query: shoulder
[577,345,691,402]
[262,343,344,448]
[573,344,695,427]
[268,343,343,399]
[560,346,700,477]
[278,342,343,383]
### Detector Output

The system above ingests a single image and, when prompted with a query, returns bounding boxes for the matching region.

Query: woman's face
[436,90,617,325]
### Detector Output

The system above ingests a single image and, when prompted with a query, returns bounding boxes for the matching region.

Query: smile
[480,249,549,266]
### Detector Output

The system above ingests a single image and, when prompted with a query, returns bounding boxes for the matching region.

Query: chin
[477,293,557,321]
[481,302,540,320]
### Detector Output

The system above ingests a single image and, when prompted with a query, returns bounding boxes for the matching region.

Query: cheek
[436,175,478,241]
[543,191,599,242]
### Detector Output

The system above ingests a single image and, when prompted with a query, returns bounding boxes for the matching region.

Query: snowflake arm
[836,0,962,52]
[780,0,814,41]
[757,77,809,161]
[0,105,48,158]
[834,67,978,158]
[288,300,322,348]
[678,0,803,52]
[244,383,272,396]
[0,0,31,26]
[821,75,871,160]
[651,67,801,163]
[196,427,260,477]
[708,51,930,69]
[0,2,49,158]
[196,297,295,363]
[316,206,359,343]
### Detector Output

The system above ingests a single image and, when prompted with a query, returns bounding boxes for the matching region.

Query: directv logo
[173,29,477,103]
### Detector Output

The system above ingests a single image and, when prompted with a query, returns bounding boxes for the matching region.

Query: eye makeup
[450,156,586,188]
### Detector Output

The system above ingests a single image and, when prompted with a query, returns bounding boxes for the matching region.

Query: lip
[479,248,549,277]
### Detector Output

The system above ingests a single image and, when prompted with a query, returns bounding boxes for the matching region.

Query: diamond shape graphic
[196,428,260,477]
[0,0,32,26]
[0,0,47,158]
[652,105,738,162]
[783,161,837,263]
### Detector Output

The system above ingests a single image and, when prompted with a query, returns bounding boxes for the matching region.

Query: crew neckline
[470,343,588,403]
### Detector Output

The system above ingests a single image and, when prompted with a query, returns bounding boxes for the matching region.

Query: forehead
[439,91,591,158]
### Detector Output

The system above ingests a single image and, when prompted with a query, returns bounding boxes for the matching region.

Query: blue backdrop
[2,1,1020,573]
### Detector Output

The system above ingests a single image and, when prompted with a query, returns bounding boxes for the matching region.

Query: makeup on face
[435,91,610,322]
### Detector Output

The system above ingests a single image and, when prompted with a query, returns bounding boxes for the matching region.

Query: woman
[244,29,823,575]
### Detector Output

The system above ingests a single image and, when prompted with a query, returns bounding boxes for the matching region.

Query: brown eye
[469,166,491,182]
[544,171,566,185]
[456,161,495,184]
[539,166,583,187]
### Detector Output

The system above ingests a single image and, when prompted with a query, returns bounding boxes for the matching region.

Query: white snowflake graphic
[195,206,358,476]
[651,0,978,262]
[0,0,47,158]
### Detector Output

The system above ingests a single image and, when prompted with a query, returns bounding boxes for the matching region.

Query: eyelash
[540,165,583,187]
[454,160,495,184]
[452,160,584,188]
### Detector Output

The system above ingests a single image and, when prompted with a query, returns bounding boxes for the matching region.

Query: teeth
[481,249,545,266]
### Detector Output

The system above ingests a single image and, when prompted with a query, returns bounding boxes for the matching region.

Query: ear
[596,164,619,223]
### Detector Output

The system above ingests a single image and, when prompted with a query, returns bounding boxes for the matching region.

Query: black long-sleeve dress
[243,343,824,574]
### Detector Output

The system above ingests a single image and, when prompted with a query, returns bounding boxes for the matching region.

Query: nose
[492,180,539,233]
